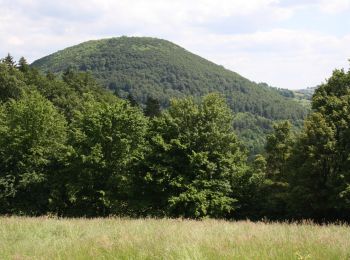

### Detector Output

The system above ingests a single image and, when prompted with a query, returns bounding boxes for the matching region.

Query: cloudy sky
[1,0,349,89]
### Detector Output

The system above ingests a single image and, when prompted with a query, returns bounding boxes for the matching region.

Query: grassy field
[0,217,349,259]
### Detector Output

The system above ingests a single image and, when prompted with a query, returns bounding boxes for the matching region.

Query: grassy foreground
[0,217,349,259]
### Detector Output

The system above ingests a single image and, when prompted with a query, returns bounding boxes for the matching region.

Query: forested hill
[31,37,307,121]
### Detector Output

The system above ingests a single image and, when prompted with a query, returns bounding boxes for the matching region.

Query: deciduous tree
[138,93,248,218]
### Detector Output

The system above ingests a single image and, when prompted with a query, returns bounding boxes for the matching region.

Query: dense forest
[1,54,350,221]
[31,37,309,154]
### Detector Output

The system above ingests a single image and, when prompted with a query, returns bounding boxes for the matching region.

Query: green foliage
[265,121,293,179]
[0,90,69,215]
[0,63,26,103]
[126,93,139,107]
[287,68,350,220]
[31,36,309,154]
[233,112,273,155]
[258,121,293,219]
[58,95,148,217]
[254,66,350,221]
[0,55,122,216]
[17,57,30,73]
[2,53,16,67]
[136,94,248,218]
[294,87,316,101]
[144,97,161,118]
[21,65,117,120]
[288,113,337,218]
[276,88,295,98]
[2,53,350,222]
[31,37,306,121]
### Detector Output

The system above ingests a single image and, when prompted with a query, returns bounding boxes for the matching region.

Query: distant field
[1,217,349,260]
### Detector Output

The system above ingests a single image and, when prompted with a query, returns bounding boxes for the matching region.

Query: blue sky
[1,0,349,89]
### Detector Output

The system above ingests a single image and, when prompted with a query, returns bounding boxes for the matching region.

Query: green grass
[1,217,349,259]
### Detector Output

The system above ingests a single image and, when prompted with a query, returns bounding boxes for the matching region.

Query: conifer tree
[144,97,161,117]
[17,57,29,72]
[2,53,16,67]
[127,93,139,107]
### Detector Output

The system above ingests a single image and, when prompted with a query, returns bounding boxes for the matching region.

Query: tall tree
[288,112,337,219]
[288,67,350,220]
[137,93,248,218]
[144,97,161,118]
[17,57,29,73]
[0,63,25,103]
[2,53,16,67]
[127,93,139,107]
[261,121,293,219]
[63,95,148,216]
[0,90,69,215]
[265,121,293,180]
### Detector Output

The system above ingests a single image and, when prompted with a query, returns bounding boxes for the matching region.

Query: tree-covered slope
[32,37,307,121]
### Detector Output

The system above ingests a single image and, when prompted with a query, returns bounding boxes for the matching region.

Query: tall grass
[0,217,349,259]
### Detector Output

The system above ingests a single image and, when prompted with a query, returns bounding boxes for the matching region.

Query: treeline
[0,55,349,221]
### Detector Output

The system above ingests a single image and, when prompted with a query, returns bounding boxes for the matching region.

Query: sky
[1,0,350,89]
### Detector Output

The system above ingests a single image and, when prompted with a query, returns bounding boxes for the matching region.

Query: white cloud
[0,0,292,59]
[319,0,350,14]
[189,30,350,89]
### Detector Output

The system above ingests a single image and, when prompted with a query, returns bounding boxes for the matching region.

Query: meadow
[0,217,349,259]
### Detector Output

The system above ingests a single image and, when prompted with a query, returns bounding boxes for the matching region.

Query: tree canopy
[1,54,350,221]
[135,94,248,218]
